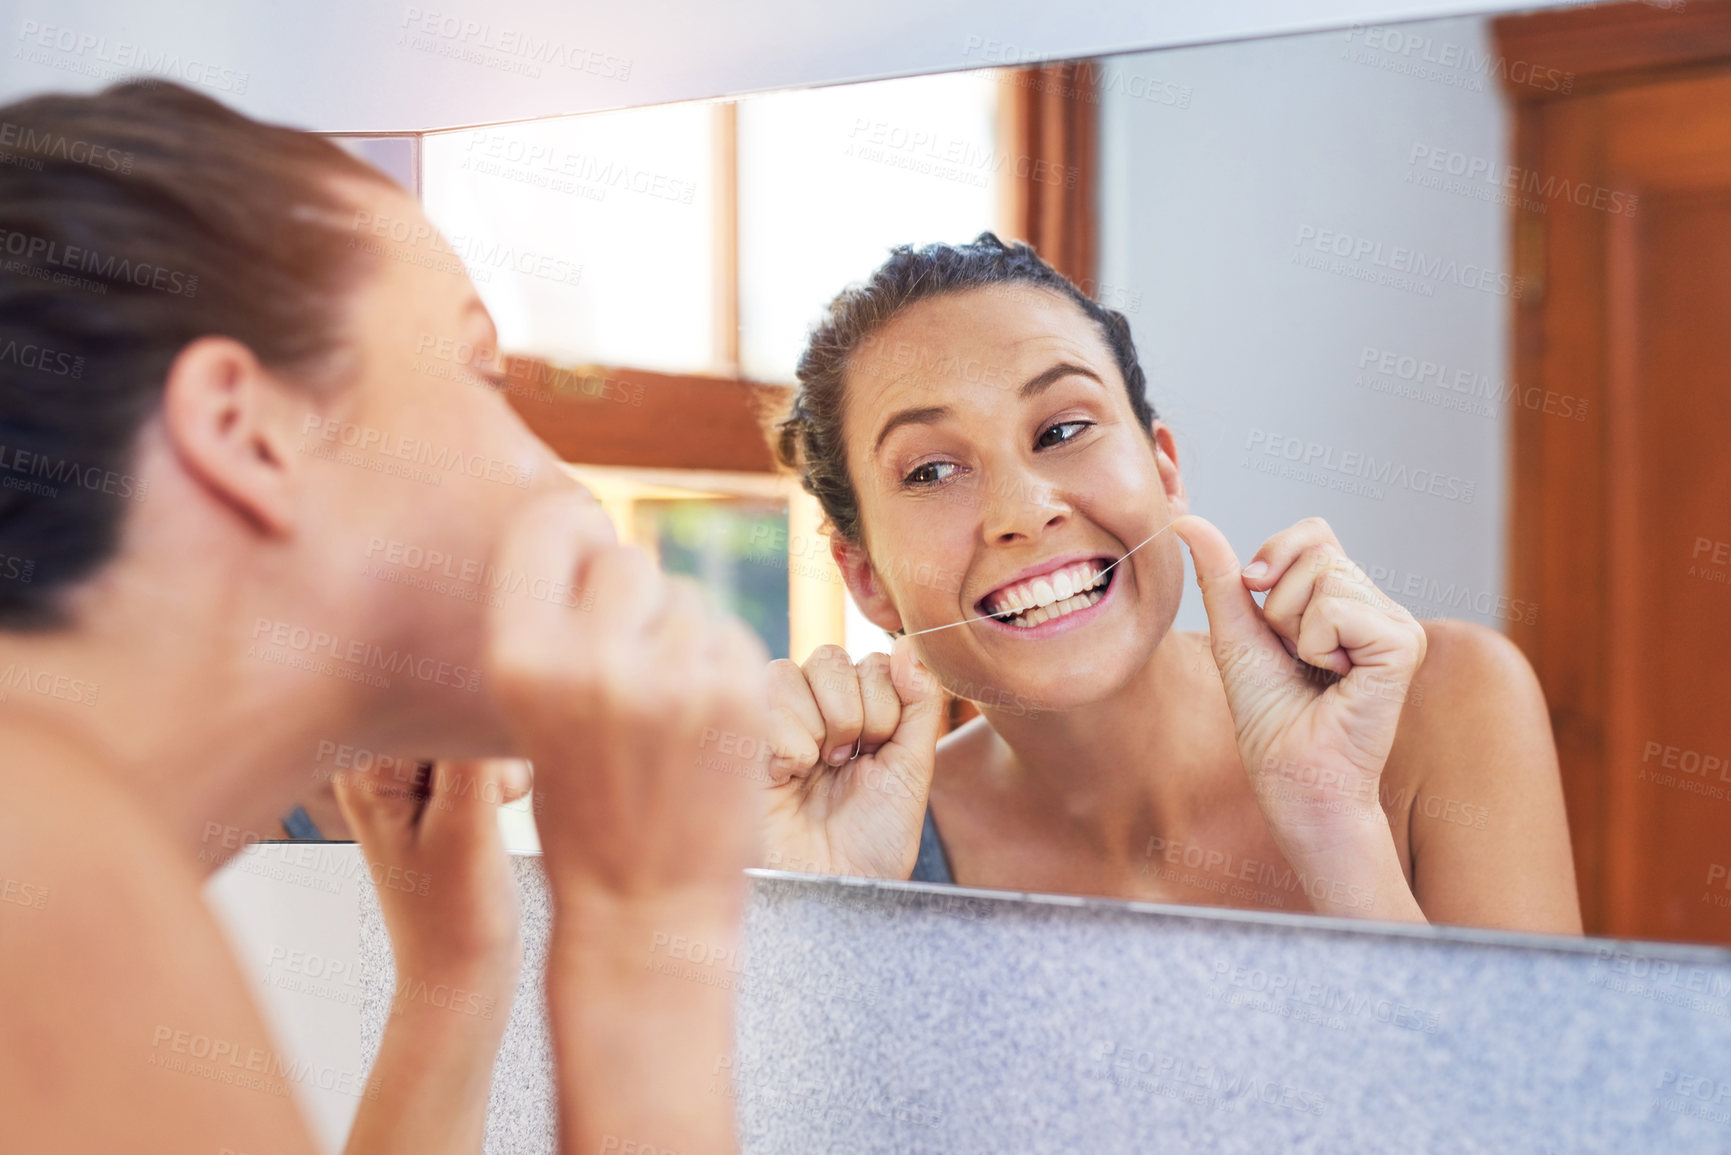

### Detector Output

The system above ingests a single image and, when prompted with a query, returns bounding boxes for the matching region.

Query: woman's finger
[800,644,866,767]
[1260,541,1347,653]
[1306,588,1426,675]
[486,492,620,699]
[647,580,724,750]
[416,759,524,847]
[496,760,534,806]
[331,760,426,848]
[765,659,825,783]
[878,635,946,785]
[1241,516,1343,593]
[590,545,672,644]
[855,652,901,756]
[1293,589,1355,677]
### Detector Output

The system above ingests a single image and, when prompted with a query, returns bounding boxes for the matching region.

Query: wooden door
[1496,2,1731,945]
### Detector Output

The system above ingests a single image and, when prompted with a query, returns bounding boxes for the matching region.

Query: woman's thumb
[886,635,946,766]
[1171,514,1272,662]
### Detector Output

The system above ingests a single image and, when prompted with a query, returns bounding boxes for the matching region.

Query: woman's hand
[335,756,527,995]
[1174,514,1428,921]
[483,493,771,912]
[482,491,773,1155]
[758,637,946,880]
[333,757,528,1155]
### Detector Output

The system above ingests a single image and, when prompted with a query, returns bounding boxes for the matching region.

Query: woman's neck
[972,629,1241,868]
[0,582,453,873]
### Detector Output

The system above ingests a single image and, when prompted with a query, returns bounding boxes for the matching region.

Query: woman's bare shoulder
[934,712,997,784]
[0,725,191,878]
[935,712,995,755]
[1388,620,1580,932]
[1381,620,1547,813]
[0,727,318,1150]
[1420,616,1535,674]
[1401,619,1548,742]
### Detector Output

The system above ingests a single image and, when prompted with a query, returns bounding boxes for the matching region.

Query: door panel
[1605,185,1731,942]
[1498,3,1731,946]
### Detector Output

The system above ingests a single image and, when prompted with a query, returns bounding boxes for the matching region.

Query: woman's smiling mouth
[977,556,1117,631]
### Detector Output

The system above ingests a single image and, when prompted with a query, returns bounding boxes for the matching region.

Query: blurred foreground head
[0,81,574,754]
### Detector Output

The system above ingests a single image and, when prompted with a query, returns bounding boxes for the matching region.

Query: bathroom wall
[205,844,368,1155]
[1098,17,1511,634]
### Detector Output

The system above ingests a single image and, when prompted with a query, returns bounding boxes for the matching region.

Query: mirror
[281,5,1730,955]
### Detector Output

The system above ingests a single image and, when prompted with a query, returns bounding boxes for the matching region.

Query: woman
[0,81,766,1153]
[760,233,1580,932]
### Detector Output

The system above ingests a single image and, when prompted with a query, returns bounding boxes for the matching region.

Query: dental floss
[901,519,1178,639]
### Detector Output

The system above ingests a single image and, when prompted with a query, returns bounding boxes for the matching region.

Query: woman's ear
[1150,420,1189,518]
[159,336,302,536]
[829,534,904,635]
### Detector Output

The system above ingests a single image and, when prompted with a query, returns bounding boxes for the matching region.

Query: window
[563,464,833,663]
[422,105,719,372]
[736,72,1003,383]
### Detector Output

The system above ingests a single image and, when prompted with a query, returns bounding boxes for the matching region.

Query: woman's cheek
[891,559,968,630]
[1060,441,1158,512]
[884,510,970,598]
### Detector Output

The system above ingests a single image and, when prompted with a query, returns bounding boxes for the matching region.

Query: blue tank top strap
[909,805,954,885]
[281,805,323,840]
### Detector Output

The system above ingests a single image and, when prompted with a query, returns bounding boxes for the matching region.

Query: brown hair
[773,232,1155,546]
[0,80,395,628]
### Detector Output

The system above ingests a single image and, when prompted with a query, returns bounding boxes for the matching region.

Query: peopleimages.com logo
[14,21,251,94]
[1293,225,1522,299]
[299,415,535,488]
[0,226,198,297]
[1243,428,1476,504]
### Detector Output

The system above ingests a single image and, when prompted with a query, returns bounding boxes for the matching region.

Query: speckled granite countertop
[358,858,1731,1154]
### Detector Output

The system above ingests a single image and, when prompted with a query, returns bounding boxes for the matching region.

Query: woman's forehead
[851,285,1115,395]
[883,283,1098,344]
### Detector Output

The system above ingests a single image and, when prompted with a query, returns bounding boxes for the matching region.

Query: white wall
[1099,16,1518,634]
[2,0,1577,130]
[205,845,368,1155]
[204,813,540,1154]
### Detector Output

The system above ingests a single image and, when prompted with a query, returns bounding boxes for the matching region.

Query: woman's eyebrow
[1020,361,1105,399]
[873,405,949,456]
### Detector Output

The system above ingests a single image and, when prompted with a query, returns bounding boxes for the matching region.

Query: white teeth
[1005,586,1105,628]
[986,560,1108,619]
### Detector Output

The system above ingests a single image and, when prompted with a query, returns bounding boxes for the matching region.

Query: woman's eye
[1036,420,1093,449]
[904,461,960,487]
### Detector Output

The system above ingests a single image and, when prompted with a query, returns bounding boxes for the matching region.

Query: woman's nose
[978,469,1069,543]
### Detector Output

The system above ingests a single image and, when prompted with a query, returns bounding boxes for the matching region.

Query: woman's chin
[940,651,1148,720]
[916,586,1170,718]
